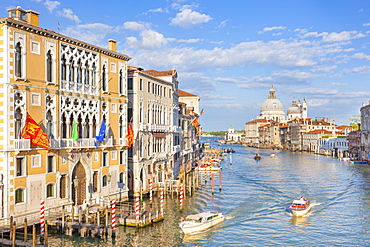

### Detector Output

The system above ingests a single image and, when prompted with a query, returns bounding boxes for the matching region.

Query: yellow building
[0,7,130,217]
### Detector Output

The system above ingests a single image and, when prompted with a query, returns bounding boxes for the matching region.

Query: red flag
[126,122,134,148]
[21,113,50,150]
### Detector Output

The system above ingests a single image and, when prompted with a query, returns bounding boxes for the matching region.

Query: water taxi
[179,212,225,234]
[254,154,261,160]
[290,198,311,216]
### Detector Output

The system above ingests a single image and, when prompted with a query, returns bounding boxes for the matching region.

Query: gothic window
[14,107,23,139]
[77,59,82,83]
[119,115,123,138]
[84,116,89,138]
[60,175,67,198]
[102,65,107,92]
[61,55,66,81]
[46,109,53,138]
[46,50,53,82]
[61,113,67,138]
[69,58,74,82]
[84,61,89,85]
[93,171,98,192]
[91,63,96,87]
[119,69,123,95]
[15,42,22,78]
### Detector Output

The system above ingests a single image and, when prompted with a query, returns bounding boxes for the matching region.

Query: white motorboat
[179,212,225,234]
[290,198,312,216]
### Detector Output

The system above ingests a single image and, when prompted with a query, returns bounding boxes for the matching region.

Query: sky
[2,0,370,131]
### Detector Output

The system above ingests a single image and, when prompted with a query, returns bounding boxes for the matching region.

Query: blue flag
[95,119,106,142]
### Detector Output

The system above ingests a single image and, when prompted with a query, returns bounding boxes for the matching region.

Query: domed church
[258,86,286,122]
[258,86,307,122]
[287,98,307,120]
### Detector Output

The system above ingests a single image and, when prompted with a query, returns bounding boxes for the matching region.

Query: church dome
[261,98,284,112]
[287,99,301,114]
[260,87,284,112]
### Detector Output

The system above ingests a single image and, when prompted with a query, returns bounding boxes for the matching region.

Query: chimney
[108,39,117,52]
[26,10,40,26]
[8,7,39,26]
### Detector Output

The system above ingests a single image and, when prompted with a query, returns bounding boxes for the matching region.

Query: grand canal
[49,137,370,246]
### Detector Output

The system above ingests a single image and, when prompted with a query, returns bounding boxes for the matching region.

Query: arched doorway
[72,162,86,205]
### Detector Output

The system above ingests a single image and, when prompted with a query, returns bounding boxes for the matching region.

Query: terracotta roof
[304,129,333,135]
[178,89,198,97]
[246,119,268,124]
[142,70,175,77]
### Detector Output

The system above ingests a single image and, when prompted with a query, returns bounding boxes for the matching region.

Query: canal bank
[9,138,370,246]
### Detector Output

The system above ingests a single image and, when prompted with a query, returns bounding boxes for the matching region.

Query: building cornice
[1,18,131,61]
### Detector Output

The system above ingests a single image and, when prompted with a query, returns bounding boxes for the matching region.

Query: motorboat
[290,198,312,216]
[254,154,261,160]
[339,156,350,161]
[270,153,276,157]
[198,164,221,171]
[179,212,225,234]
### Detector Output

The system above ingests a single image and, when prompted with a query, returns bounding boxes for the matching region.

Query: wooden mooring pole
[24,218,28,242]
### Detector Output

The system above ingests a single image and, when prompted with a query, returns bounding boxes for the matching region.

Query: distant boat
[270,153,276,157]
[254,154,261,160]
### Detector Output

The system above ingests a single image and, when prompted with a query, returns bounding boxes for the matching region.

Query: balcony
[13,139,30,150]
[60,80,98,95]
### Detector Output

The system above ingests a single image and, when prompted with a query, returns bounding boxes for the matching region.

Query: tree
[349,114,361,130]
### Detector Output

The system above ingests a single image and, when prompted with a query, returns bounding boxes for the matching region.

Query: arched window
[91,63,96,87]
[14,107,23,139]
[61,55,66,81]
[69,58,74,82]
[60,175,67,198]
[119,172,124,183]
[15,188,25,204]
[15,42,22,78]
[102,65,107,92]
[84,61,89,85]
[93,171,98,192]
[46,184,55,198]
[46,108,53,138]
[77,59,82,83]
[46,50,53,82]
[102,175,107,187]
[119,69,123,95]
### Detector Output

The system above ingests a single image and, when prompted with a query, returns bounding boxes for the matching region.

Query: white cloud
[321,31,365,42]
[170,7,212,28]
[123,21,147,31]
[57,8,80,23]
[126,30,169,49]
[63,23,114,45]
[363,23,370,26]
[353,52,370,60]
[44,0,60,12]
[298,30,365,43]
[258,26,286,34]
[178,38,202,43]
[144,7,168,14]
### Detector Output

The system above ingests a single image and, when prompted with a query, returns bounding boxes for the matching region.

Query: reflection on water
[290,214,309,227]
[48,138,370,246]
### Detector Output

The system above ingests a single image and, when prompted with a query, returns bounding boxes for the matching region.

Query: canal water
[48,137,370,246]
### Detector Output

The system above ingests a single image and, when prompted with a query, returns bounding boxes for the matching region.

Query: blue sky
[3,0,370,131]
